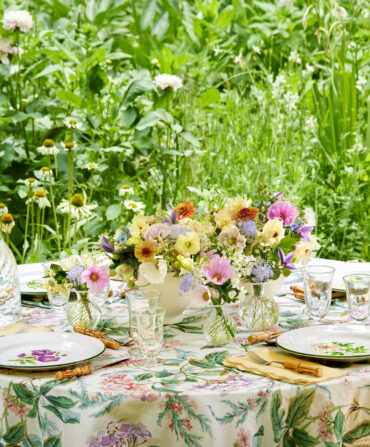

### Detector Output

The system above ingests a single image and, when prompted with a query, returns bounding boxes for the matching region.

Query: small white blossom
[37,139,59,156]
[154,74,183,91]
[283,91,299,111]
[0,204,8,216]
[332,2,348,20]
[84,162,98,171]
[58,193,96,218]
[36,167,53,181]
[124,200,144,212]
[356,75,367,93]
[119,185,134,196]
[213,46,221,56]
[253,45,261,54]
[30,190,51,209]
[234,53,242,64]
[20,177,40,187]
[10,65,20,75]
[151,58,159,66]
[302,64,314,76]
[288,50,301,64]
[3,10,33,32]
[196,11,203,20]
[64,118,82,129]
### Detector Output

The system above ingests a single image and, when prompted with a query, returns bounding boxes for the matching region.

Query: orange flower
[174,201,195,220]
[235,207,259,221]
[134,241,156,262]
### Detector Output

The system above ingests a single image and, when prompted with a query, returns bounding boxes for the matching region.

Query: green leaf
[277,235,300,254]
[28,397,40,418]
[141,0,157,31]
[252,425,264,447]
[3,421,26,444]
[43,434,62,447]
[199,89,220,108]
[45,395,76,409]
[215,6,234,29]
[285,388,316,428]
[34,64,61,79]
[23,433,42,447]
[180,131,201,148]
[121,107,137,128]
[284,436,297,447]
[334,410,344,441]
[205,351,228,365]
[154,371,174,378]
[42,405,80,424]
[12,383,36,405]
[56,90,81,108]
[134,373,153,381]
[324,442,340,447]
[136,111,160,130]
[342,421,370,444]
[271,390,285,443]
[292,428,319,447]
[106,204,121,220]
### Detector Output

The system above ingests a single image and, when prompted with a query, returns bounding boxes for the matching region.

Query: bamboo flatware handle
[248,330,280,344]
[55,365,93,380]
[73,325,120,350]
[283,360,323,377]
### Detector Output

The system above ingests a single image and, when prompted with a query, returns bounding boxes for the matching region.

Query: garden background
[0,0,369,263]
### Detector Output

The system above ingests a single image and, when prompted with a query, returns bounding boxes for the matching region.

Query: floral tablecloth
[1,287,370,447]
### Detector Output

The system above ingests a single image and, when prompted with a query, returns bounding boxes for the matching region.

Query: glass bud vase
[203,305,236,346]
[67,290,102,329]
[239,283,279,331]
[0,238,21,327]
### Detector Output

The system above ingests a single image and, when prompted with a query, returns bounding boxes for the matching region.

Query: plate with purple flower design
[0,332,105,370]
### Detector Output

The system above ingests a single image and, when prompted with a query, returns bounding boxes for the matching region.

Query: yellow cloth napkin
[223,348,348,386]
[0,322,53,337]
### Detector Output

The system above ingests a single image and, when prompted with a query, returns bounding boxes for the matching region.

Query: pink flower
[267,201,299,226]
[145,223,171,240]
[236,428,252,447]
[81,265,110,293]
[202,256,234,285]
[200,249,218,261]
[191,285,211,306]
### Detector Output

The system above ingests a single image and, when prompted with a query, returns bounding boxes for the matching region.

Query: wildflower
[138,260,167,284]
[227,197,252,219]
[81,265,110,293]
[214,210,233,228]
[134,241,156,262]
[177,255,194,271]
[84,162,98,171]
[0,204,8,216]
[145,223,171,241]
[293,225,313,241]
[37,166,52,181]
[303,207,316,226]
[251,261,273,282]
[119,185,134,196]
[356,76,367,93]
[234,53,242,64]
[277,248,296,271]
[116,263,134,280]
[58,193,96,218]
[61,141,77,151]
[64,118,82,129]
[24,177,39,187]
[128,216,150,237]
[98,235,114,253]
[253,46,261,54]
[294,236,320,265]
[32,190,51,208]
[174,201,195,220]
[124,200,144,212]
[192,285,211,305]
[302,64,314,76]
[332,2,348,20]
[151,58,159,66]
[154,74,183,91]
[202,256,234,285]
[179,272,194,294]
[0,37,12,64]
[288,50,301,64]
[66,264,85,286]
[37,139,59,156]
[1,213,15,233]
[175,232,200,257]
[196,11,204,20]
[267,201,299,226]
[241,221,257,238]
[218,226,246,252]
[260,219,285,245]
[235,207,258,221]
[3,10,33,32]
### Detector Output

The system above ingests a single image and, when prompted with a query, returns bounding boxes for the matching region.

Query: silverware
[263,321,304,346]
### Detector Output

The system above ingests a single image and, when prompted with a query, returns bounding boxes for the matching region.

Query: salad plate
[0,332,105,370]
[276,324,370,362]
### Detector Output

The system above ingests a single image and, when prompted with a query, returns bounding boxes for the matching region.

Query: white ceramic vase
[142,273,191,324]
[242,275,285,299]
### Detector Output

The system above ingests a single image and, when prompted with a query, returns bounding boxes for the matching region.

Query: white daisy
[1,213,15,233]
[124,200,145,212]
[58,193,97,218]
[31,190,51,209]
[20,177,39,187]
[37,167,53,181]
[119,185,134,196]
[64,118,82,129]
[84,162,98,171]
[37,139,59,156]
[61,141,77,151]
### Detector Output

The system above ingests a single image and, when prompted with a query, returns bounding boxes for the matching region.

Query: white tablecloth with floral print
[0,284,369,447]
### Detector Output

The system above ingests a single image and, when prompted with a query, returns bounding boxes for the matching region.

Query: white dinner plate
[276,324,370,361]
[0,332,105,370]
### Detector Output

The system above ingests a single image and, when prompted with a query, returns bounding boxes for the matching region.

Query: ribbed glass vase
[203,305,236,346]
[0,238,21,326]
[67,290,102,329]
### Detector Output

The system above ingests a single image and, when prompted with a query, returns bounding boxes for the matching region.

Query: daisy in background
[31,190,51,209]
[20,177,39,188]
[124,200,144,212]
[61,141,77,151]
[58,193,97,218]
[64,118,82,129]
[36,166,53,181]
[1,213,15,244]
[37,139,59,156]
[0,203,8,216]
[154,74,183,91]
[119,185,134,196]
[84,162,98,171]
[2,10,33,32]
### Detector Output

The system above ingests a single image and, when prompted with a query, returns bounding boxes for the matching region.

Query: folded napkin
[0,322,53,337]
[223,348,348,386]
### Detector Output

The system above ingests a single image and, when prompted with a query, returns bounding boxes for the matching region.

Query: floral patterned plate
[0,332,105,370]
[276,324,370,361]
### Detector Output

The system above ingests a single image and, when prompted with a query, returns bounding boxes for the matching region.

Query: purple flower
[251,261,273,282]
[267,201,299,226]
[18,353,26,358]
[66,264,85,286]
[132,423,151,439]
[88,431,105,447]
[115,424,135,440]
[101,434,118,446]
[180,273,194,294]
[277,248,296,271]
[31,349,55,356]
[37,355,61,362]
[241,221,257,238]
[293,225,313,241]
[98,235,114,253]
[169,225,191,239]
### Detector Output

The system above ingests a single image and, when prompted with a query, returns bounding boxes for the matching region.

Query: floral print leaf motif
[2,420,27,444]
[312,342,368,356]
[333,410,344,441]
[270,390,285,443]
[291,427,320,446]
[252,425,264,447]
[204,351,229,366]
[134,373,153,381]
[44,433,62,447]
[285,388,316,428]
[12,383,36,405]
[342,422,370,444]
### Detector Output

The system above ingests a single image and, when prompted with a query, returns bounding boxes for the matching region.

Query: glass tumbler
[302,265,335,320]
[125,289,161,354]
[343,274,370,322]
[136,307,165,367]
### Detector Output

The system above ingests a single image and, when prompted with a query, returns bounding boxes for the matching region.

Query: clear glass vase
[203,305,236,346]
[239,283,279,331]
[67,290,102,329]
[0,238,21,327]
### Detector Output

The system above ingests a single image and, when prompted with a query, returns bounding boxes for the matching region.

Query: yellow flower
[260,219,284,245]
[135,241,156,262]
[128,215,150,237]
[175,232,200,257]
[227,197,252,219]
[177,255,194,271]
[294,236,320,265]
[126,236,141,246]
[214,210,234,228]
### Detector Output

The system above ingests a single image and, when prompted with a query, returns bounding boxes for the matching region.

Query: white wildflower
[288,50,301,64]
[234,53,242,64]
[0,204,8,216]
[61,141,77,151]
[10,65,20,75]
[1,213,15,234]
[30,190,51,209]
[37,139,59,156]
[58,193,96,218]
[154,74,183,91]
[213,46,221,56]
[332,2,348,20]
[37,167,53,181]
[151,58,159,66]
[119,185,134,196]
[253,46,261,54]
[64,118,82,129]
[356,75,367,93]
[283,91,299,111]
[124,200,144,212]
[20,177,39,187]
[3,10,33,32]
[84,162,98,171]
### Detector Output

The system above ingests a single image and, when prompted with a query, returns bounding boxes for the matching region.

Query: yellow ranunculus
[294,236,320,265]
[128,215,150,237]
[177,255,194,271]
[260,219,284,245]
[175,232,200,257]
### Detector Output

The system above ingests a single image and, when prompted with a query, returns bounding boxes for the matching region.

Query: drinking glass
[343,274,370,322]
[47,291,70,316]
[89,284,110,308]
[125,289,161,354]
[135,307,165,367]
[302,265,335,320]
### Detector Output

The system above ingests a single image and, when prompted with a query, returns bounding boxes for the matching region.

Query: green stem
[36,206,41,262]
[67,150,74,249]
[31,200,35,258]
[47,160,61,256]
[22,187,32,263]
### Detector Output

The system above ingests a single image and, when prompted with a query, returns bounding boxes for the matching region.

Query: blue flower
[251,262,273,283]
[179,273,194,294]
[118,234,127,243]
[66,264,85,286]
[241,221,257,238]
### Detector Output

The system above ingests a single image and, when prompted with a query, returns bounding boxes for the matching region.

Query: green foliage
[0,0,368,261]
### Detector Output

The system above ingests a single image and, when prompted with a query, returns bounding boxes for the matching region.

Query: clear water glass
[343,274,370,322]
[136,307,165,367]
[302,265,335,320]
[47,291,70,315]
[89,284,110,308]
[125,289,161,353]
